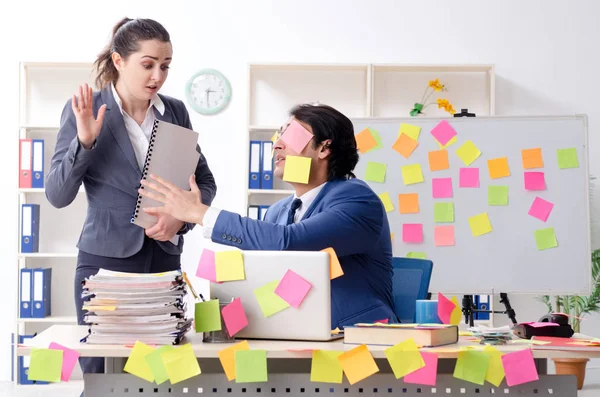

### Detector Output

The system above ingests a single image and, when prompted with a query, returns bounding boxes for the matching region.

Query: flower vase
[410,103,424,116]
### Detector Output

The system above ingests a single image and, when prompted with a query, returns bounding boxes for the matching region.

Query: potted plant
[538,248,600,389]
[409,79,456,116]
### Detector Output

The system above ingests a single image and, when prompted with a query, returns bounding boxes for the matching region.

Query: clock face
[186,69,232,115]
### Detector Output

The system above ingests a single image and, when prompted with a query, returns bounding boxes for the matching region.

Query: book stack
[81,269,192,345]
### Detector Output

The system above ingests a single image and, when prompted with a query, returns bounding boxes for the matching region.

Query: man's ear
[318,140,332,160]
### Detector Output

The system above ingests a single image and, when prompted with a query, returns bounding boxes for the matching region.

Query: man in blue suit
[139,104,397,328]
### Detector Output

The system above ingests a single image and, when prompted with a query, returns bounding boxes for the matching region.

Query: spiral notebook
[131,119,200,236]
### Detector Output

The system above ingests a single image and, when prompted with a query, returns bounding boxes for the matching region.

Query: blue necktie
[286,198,302,225]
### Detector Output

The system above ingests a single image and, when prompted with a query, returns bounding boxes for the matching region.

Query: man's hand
[145,213,184,242]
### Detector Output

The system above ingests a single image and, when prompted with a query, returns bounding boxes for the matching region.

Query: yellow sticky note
[270,131,278,143]
[385,339,425,379]
[399,123,421,141]
[283,155,312,184]
[218,340,251,381]
[401,164,424,185]
[484,346,505,387]
[161,343,201,384]
[322,247,344,279]
[468,213,492,237]
[450,296,462,325]
[456,140,481,166]
[378,192,394,213]
[487,157,510,179]
[28,348,63,383]
[124,341,156,383]
[338,345,379,385]
[215,251,245,281]
[311,350,344,383]
[438,135,458,149]
[254,280,290,317]
[392,133,419,159]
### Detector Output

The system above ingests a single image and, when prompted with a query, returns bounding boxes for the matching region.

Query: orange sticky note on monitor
[355,128,378,154]
[322,247,343,279]
[338,344,379,385]
[398,193,419,214]
[283,155,311,184]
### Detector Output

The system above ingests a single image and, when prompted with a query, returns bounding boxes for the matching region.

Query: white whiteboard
[351,115,591,294]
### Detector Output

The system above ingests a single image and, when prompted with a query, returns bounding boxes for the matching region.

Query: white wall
[1,0,599,380]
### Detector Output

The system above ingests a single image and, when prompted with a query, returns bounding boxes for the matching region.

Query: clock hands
[205,88,215,107]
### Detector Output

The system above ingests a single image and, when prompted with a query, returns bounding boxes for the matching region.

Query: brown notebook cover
[343,323,459,347]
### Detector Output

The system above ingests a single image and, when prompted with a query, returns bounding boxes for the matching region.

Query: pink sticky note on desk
[48,342,80,382]
[501,349,539,386]
[459,168,479,188]
[402,224,423,243]
[430,120,457,146]
[221,298,248,337]
[437,293,456,324]
[196,249,217,282]
[274,269,313,309]
[404,352,438,386]
[432,178,453,198]
[524,172,546,191]
[528,197,554,222]
[281,120,314,154]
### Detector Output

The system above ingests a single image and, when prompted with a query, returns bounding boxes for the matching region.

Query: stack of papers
[81,269,192,345]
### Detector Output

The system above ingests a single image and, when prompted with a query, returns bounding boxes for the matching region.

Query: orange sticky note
[322,247,343,279]
[428,150,450,171]
[392,133,419,159]
[487,157,510,179]
[218,340,250,381]
[398,193,419,214]
[338,345,379,385]
[355,128,377,154]
[522,148,544,169]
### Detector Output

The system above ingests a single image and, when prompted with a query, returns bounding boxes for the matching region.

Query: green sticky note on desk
[434,202,454,223]
[311,350,343,383]
[453,350,490,385]
[254,280,290,317]
[235,350,268,383]
[557,148,579,169]
[161,343,201,384]
[195,299,222,332]
[365,161,387,183]
[28,348,63,383]
[488,186,508,206]
[124,341,155,383]
[145,345,175,385]
[535,228,558,250]
[385,339,425,379]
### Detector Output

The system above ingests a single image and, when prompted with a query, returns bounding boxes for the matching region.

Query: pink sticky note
[404,352,438,386]
[374,318,389,324]
[434,225,455,247]
[524,172,546,191]
[196,249,217,282]
[430,120,457,146]
[48,342,80,382]
[221,298,248,337]
[528,197,554,222]
[432,178,453,199]
[281,120,314,154]
[459,168,479,188]
[437,292,456,324]
[274,269,313,309]
[524,322,559,328]
[402,224,423,243]
[501,349,539,386]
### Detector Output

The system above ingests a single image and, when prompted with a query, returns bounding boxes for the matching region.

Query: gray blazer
[46,86,217,258]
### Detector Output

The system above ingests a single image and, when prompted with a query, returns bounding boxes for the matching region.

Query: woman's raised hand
[71,83,106,149]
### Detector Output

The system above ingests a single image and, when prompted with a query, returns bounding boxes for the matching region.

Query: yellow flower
[436,98,450,109]
[445,104,456,115]
[429,79,444,92]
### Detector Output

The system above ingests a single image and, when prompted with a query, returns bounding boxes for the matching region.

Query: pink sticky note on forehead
[48,342,80,382]
[402,224,423,243]
[196,249,217,282]
[524,172,546,191]
[281,120,314,154]
[274,269,313,309]
[459,168,479,188]
[430,120,457,146]
[528,197,554,222]
[501,349,539,386]
[221,298,248,337]
[404,352,438,386]
[432,177,453,198]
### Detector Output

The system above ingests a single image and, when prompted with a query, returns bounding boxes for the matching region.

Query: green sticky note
[254,280,290,317]
[406,252,427,259]
[28,348,63,383]
[195,299,222,332]
[370,129,383,150]
[385,339,425,379]
[161,343,201,384]
[488,186,508,206]
[235,350,268,383]
[453,351,490,385]
[365,162,387,183]
[311,350,344,383]
[145,345,174,385]
[557,148,579,169]
[434,202,454,223]
[535,228,558,250]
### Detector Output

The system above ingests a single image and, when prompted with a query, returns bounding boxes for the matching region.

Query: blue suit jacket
[212,178,397,328]
[46,86,217,258]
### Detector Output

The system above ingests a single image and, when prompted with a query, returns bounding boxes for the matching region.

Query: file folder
[249,141,261,189]
[248,205,259,220]
[32,268,52,318]
[258,205,270,221]
[21,204,40,253]
[31,139,44,188]
[19,139,32,188]
[475,295,490,320]
[261,141,274,189]
[19,269,32,318]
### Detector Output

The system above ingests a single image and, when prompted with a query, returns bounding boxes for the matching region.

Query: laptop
[210,251,341,341]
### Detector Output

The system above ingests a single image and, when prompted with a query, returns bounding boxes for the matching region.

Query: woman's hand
[145,213,184,242]
[72,83,106,149]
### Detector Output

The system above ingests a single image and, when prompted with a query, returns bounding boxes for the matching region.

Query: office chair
[392,257,433,323]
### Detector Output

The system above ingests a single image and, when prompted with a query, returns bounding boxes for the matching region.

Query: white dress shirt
[202,183,327,239]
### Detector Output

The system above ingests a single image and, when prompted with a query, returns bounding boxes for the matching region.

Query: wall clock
[185,68,232,115]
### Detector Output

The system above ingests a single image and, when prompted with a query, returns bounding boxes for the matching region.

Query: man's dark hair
[289,104,359,180]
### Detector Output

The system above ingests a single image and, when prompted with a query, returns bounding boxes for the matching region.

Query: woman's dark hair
[94,18,171,89]
[289,103,359,180]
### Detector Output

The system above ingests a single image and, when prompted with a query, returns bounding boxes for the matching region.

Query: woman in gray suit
[45,18,216,375]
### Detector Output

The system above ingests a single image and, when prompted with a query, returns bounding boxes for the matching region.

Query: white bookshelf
[14,61,95,385]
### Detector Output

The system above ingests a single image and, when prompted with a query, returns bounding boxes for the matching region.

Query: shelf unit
[14,61,95,385]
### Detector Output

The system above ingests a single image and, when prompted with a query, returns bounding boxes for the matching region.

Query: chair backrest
[392,257,434,323]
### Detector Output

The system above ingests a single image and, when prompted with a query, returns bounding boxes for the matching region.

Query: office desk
[17,325,599,397]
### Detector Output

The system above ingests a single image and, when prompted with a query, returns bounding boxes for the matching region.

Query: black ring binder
[130,119,160,223]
